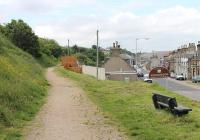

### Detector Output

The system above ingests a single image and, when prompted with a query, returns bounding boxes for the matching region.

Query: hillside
[0,34,48,139]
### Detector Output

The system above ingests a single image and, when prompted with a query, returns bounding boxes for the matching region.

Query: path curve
[24,67,126,140]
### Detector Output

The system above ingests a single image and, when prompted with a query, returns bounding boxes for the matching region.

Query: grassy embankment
[0,35,48,140]
[37,53,58,68]
[57,67,200,140]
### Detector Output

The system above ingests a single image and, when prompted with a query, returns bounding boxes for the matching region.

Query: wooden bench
[152,93,192,116]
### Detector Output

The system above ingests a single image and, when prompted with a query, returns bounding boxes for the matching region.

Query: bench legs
[152,94,159,109]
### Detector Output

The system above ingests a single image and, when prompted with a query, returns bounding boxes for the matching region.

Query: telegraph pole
[96,30,99,80]
[67,39,70,55]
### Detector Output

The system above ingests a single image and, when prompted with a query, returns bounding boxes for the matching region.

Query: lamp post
[135,38,150,67]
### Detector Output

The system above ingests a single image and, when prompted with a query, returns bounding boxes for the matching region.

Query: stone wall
[82,65,105,80]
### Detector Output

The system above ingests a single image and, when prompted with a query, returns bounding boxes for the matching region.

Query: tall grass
[0,35,48,139]
[37,53,58,68]
[57,67,200,140]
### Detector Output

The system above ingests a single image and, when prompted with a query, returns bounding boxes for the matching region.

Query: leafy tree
[78,47,88,53]
[51,47,63,58]
[39,38,63,58]
[92,45,97,49]
[71,45,105,66]
[0,24,4,34]
[72,44,79,54]
[3,19,41,57]
[75,53,96,66]
[62,47,71,55]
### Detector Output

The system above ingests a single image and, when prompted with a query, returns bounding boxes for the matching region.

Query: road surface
[24,67,126,140]
[155,78,200,100]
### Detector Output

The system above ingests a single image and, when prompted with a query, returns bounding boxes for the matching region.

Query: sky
[1,0,200,52]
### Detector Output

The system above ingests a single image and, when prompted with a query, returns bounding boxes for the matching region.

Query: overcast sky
[1,0,200,52]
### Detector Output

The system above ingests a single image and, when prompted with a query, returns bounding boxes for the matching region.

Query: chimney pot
[113,43,115,48]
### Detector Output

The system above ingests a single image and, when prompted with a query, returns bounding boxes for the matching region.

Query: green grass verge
[0,35,48,140]
[57,67,200,140]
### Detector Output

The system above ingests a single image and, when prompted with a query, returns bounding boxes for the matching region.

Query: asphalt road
[154,78,200,100]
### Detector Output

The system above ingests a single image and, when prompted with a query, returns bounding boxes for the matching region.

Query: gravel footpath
[24,67,126,140]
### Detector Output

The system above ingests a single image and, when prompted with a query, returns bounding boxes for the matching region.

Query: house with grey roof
[103,42,137,81]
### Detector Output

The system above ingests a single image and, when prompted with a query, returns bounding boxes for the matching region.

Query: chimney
[197,41,200,56]
[113,43,115,48]
[188,43,196,51]
[111,41,121,57]
[116,41,118,47]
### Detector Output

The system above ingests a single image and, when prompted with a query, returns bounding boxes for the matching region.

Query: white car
[176,75,185,80]
[144,78,153,83]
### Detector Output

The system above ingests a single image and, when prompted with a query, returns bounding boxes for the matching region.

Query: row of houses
[164,42,200,80]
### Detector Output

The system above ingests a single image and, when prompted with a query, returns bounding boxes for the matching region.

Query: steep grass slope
[0,35,48,140]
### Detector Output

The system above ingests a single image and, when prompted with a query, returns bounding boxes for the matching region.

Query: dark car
[192,76,200,83]
[137,73,144,77]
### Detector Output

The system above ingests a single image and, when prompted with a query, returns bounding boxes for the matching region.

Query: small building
[103,42,137,81]
[61,56,82,73]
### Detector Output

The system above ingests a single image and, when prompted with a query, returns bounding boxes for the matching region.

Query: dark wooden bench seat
[152,93,192,116]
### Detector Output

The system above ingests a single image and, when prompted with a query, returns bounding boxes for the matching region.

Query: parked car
[137,73,144,77]
[192,75,200,83]
[176,75,185,80]
[144,78,153,83]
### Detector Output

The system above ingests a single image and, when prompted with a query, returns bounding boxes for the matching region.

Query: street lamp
[135,38,150,66]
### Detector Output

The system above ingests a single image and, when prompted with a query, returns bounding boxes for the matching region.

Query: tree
[72,44,79,54]
[39,38,63,58]
[3,19,40,57]
[0,24,4,34]
[75,53,96,66]
[92,45,97,49]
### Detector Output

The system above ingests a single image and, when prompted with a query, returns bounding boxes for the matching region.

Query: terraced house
[187,43,200,79]
[166,42,200,80]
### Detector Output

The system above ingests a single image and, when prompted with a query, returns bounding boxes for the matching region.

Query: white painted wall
[82,65,105,80]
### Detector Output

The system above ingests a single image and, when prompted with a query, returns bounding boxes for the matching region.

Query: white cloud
[1,0,200,52]
[0,0,96,14]
[34,5,200,52]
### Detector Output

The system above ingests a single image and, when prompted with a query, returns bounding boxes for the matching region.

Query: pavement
[154,78,200,101]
